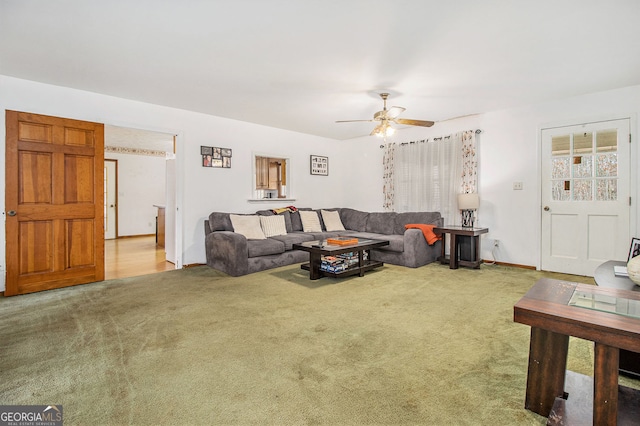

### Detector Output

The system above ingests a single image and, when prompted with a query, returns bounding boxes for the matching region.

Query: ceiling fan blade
[386,106,406,119]
[395,118,435,127]
[336,119,373,123]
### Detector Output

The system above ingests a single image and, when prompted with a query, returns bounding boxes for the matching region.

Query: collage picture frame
[201,146,232,168]
[310,155,328,176]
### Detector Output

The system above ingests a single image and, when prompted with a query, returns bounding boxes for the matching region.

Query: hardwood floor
[105,235,175,280]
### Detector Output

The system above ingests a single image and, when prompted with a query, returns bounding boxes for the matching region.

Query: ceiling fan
[336,93,435,137]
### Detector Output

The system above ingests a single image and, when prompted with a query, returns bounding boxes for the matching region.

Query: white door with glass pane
[541,119,630,276]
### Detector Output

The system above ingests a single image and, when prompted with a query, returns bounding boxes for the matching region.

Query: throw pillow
[260,215,287,238]
[230,214,266,240]
[299,210,322,233]
[321,210,345,231]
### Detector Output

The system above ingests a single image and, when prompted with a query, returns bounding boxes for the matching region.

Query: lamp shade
[458,193,479,210]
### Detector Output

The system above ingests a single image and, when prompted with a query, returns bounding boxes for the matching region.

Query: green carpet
[0,263,637,425]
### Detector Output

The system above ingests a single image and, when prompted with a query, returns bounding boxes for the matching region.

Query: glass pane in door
[595,129,618,201]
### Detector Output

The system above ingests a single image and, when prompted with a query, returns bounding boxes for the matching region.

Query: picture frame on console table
[310,155,328,176]
[628,237,640,261]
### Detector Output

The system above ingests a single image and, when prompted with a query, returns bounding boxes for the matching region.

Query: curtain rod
[379,129,482,148]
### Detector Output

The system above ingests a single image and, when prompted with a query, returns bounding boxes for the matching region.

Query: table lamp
[458,193,479,228]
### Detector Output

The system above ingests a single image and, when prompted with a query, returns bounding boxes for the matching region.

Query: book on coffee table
[326,237,358,246]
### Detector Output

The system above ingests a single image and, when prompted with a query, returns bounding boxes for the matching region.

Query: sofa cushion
[321,209,345,231]
[348,232,404,253]
[260,215,287,237]
[300,210,322,232]
[395,212,443,235]
[208,212,233,232]
[366,212,397,234]
[230,215,266,240]
[290,208,312,232]
[339,208,369,232]
[256,209,293,233]
[308,231,342,241]
[269,232,315,251]
[247,239,285,258]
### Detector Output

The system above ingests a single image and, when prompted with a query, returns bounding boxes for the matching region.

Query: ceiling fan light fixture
[337,92,435,137]
[385,125,395,136]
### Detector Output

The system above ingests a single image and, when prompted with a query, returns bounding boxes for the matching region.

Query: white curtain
[393,132,471,225]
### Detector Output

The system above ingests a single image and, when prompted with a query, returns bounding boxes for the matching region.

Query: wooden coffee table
[293,238,389,280]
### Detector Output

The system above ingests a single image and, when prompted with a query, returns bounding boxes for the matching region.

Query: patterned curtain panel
[382,143,395,211]
[460,130,478,193]
[389,130,478,225]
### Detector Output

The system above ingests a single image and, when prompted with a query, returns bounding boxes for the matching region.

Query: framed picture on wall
[202,145,232,168]
[310,155,328,176]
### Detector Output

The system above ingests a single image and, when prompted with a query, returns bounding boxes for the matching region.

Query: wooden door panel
[64,127,95,147]
[19,221,54,275]
[66,219,95,268]
[19,152,53,204]
[18,121,53,144]
[65,155,94,203]
[5,110,104,296]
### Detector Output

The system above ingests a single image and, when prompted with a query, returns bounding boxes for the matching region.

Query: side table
[434,226,488,269]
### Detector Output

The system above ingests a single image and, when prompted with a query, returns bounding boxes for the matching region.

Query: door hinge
[629,134,632,143]
[630,196,632,206]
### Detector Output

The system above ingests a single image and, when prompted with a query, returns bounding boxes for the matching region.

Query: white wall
[0,75,346,292]
[343,85,640,268]
[105,152,166,236]
[2,74,639,289]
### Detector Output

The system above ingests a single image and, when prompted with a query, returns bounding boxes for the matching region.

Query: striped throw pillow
[260,215,287,237]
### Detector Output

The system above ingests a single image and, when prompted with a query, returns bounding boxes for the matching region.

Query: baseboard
[183,263,205,268]
[115,234,155,239]
[482,260,536,270]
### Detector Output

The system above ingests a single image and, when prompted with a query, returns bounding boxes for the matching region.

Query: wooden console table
[514,278,640,425]
[434,226,488,269]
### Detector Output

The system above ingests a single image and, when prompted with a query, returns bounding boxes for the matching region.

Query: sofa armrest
[205,231,249,276]
[402,228,440,268]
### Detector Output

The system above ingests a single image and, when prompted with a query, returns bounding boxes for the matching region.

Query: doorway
[540,118,631,276]
[104,159,118,240]
[103,125,177,279]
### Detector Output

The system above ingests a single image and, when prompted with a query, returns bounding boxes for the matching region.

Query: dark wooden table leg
[309,252,321,280]
[474,235,481,268]
[450,233,459,269]
[524,327,569,417]
[440,232,447,264]
[593,342,619,425]
[358,250,365,277]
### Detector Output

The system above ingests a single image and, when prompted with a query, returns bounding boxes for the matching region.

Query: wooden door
[540,119,630,276]
[5,111,105,296]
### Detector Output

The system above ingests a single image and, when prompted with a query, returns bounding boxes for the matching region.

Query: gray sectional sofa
[204,208,443,276]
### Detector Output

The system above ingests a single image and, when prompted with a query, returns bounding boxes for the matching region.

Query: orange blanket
[405,224,441,245]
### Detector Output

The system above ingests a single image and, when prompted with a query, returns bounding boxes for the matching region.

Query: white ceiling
[2,0,640,140]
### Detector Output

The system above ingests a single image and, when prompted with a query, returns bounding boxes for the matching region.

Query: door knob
[543,206,550,211]
[7,210,16,216]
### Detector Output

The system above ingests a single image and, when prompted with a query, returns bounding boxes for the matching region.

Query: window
[253,154,289,199]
